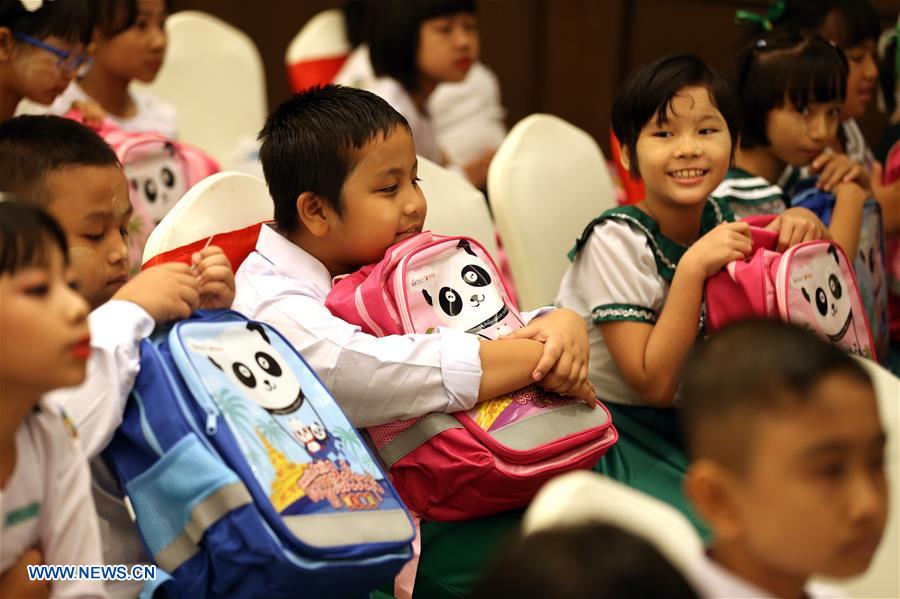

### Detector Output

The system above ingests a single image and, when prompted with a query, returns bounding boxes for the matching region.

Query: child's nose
[847,470,886,525]
[675,135,702,157]
[862,54,878,80]
[64,285,91,322]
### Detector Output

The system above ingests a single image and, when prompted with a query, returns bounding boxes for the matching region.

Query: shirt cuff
[88,300,155,349]
[436,326,482,413]
[522,305,555,324]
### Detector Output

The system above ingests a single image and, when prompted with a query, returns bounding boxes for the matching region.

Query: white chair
[284,9,351,93]
[142,171,272,264]
[134,11,267,164]
[487,114,616,310]
[817,358,899,599]
[419,155,498,257]
[523,471,703,575]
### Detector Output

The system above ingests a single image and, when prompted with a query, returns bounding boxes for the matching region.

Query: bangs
[0,200,68,276]
[93,0,138,36]
[829,1,881,48]
[774,42,848,109]
[420,0,476,21]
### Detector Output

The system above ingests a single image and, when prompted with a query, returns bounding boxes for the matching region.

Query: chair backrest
[133,11,267,164]
[285,9,351,93]
[523,471,702,575]
[142,171,272,265]
[487,114,616,310]
[419,155,498,258]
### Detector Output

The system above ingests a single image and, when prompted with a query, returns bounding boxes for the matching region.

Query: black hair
[879,31,897,115]
[0,0,93,46]
[0,198,69,276]
[776,0,881,49]
[90,0,170,38]
[258,84,410,233]
[471,522,698,599]
[0,115,120,205]
[342,0,367,49]
[736,29,848,148]
[367,0,476,92]
[611,54,741,178]
[680,319,872,471]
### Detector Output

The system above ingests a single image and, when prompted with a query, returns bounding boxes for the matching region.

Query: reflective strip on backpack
[378,414,464,468]
[154,481,253,572]
[489,403,610,451]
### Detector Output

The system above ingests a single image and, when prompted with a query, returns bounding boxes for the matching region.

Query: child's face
[840,41,879,121]
[43,165,133,309]
[1,34,84,105]
[766,98,842,167]
[417,12,479,87]
[0,245,91,397]
[94,0,167,83]
[728,374,887,580]
[632,86,732,209]
[328,126,426,274]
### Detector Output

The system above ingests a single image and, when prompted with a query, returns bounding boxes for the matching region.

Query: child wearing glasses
[0,0,93,121]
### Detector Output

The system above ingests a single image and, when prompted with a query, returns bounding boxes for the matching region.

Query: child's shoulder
[711,167,785,203]
[568,205,655,259]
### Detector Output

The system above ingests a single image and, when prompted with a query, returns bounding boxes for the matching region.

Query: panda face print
[416,241,508,334]
[798,245,853,343]
[204,323,304,414]
[124,145,185,224]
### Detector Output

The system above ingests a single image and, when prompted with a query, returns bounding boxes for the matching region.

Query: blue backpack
[103,310,415,598]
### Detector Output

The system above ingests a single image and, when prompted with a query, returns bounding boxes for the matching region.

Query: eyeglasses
[12,31,92,78]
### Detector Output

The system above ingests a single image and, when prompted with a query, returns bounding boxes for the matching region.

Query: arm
[828,182,869,258]
[871,162,900,235]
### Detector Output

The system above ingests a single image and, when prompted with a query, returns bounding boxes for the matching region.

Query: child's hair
[343,0,367,49]
[0,0,93,46]
[680,319,872,472]
[367,0,476,92]
[736,29,848,149]
[0,198,69,276]
[470,522,698,599]
[0,115,120,205]
[611,54,741,178]
[777,0,881,49]
[91,0,170,37]
[258,84,410,234]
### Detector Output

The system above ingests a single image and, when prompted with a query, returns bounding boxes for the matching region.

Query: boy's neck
[735,146,786,186]
[710,542,809,599]
[0,386,40,489]
[285,228,346,278]
[639,194,707,246]
[79,67,135,118]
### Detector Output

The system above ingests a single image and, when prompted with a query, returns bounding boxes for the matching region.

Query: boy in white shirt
[681,320,888,599]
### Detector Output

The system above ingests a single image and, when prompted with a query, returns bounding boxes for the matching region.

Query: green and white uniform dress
[711,167,786,218]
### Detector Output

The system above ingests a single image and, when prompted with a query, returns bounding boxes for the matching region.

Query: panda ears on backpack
[246,322,271,344]
[456,240,477,257]
[827,244,839,264]
[423,289,433,306]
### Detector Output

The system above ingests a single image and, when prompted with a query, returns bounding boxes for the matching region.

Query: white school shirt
[0,401,108,598]
[234,225,551,428]
[556,201,731,406]
[333,46,507,167]
[16,83,178,139]
[689,552,846,599]
[45,300,155,599]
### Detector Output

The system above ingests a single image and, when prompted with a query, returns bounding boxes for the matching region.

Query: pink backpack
[706,227,876,360]
[326,232,617,520]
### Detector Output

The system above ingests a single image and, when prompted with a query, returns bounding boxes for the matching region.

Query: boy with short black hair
[681,320,888,598]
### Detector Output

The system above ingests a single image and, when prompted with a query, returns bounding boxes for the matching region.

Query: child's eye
[827,107,841,118]
[412,177,422,186]
[699,128,719,135]
[83,232,104,242]
[651,131,672,138]
[816,462,845,480]
[24,283,50,297]
[379,184,398,194]
[120,226,130,239]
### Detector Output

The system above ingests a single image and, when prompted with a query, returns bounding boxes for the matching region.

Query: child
[234,83,593,597]
[681,320,888,598]
[23,0,177,138]
[0,0,92,120]
[556,54,822,534]
[0,114,235,596]
[0,200,106,598]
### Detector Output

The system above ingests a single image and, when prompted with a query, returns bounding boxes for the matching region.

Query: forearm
[874,184,900,235]
[828,192,867,258]
[477,338,544,401]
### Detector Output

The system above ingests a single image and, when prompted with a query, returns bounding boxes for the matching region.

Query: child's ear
[0,28,14,62]
[619,144,632,172]
[296,192,332,237]
[684,461,744,541]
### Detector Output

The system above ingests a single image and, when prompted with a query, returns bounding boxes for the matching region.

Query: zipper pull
[205,409,218,435]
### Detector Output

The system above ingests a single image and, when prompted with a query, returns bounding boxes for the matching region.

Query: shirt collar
[255,223,334,296]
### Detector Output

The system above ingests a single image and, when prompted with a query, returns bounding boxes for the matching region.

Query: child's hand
[765,207,827,251]
[70,99,107,129]
[543,376,597,408]
[112,263,201,323]
[681,221,753,278]
[0,547,50,599]
[810,151,868,193]
[501,308,595,404]
[191,246,235,309]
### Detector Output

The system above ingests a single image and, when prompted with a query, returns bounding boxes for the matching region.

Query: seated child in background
[556,54,823,535]
[470,522,699,599]
[0,114,235,596]
[0,0,92,121]
[234,83,593,597]
[681,320,888,599]
[0,201,105,598]
[17,0,177,138]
